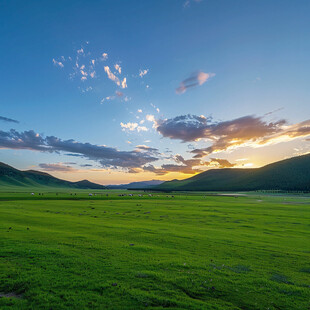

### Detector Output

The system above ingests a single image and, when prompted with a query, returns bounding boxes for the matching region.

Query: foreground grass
[0,192,309,309]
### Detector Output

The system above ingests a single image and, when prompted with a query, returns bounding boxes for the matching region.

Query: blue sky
[1,0,310,184]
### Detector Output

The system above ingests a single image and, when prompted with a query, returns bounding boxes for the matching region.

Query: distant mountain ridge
[0,162,106,189]
[153,154,310,191]
[107,180,164,189]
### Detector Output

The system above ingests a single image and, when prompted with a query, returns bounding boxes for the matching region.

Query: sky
[1,0,310,185]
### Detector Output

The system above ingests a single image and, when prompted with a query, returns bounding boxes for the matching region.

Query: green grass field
[0,191,309,309]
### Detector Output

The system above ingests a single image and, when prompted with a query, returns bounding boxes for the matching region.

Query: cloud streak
[39,163,77,172]
[176,71,215,94]
[0,116,19,124]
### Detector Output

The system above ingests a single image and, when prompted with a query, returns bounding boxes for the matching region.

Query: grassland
[0,191,309,309]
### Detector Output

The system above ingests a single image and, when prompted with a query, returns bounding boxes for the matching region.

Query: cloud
[156,114,310,158]
[146,114,155,122]
[80,164,93,167]
[52,58,64,68]
[77,48,84,55]
[102,53,108,61]
[121,77,127,89]
[183,0,203,8]
[104,66,120,85]
[151,103,160,113]
[143,155,236,175]
[120,122,148,133]
[39,163,77,172]
[115,91,123,97]
[128,167,143,174]
[135,145,158,152]
[0,116,19,124]
[156,114,210,141]
[0,129,158,169]
[81,86,93,93]
[135,145,160,156]
[208,158,236,168]
[100,96,115,103]
[176,71,215,94]
[115,64,121,74]
[139,69,149,78]
[104,66,127,88]
[143,164,201,175]
[143,154,203,175]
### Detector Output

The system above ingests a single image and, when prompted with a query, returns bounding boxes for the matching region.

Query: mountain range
[1,153,310,192]
[106,180,164,189]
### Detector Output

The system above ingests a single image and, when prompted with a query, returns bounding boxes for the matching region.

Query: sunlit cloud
[143,154,236,175]
[120,122,148,132]
[101,53,108,61]
[156,113,310,158]
[176,71,215,94]
[104,66,120,86]
[115,64,121,74]
[104,66,127,88]
[146,114,155,122]
[139,69,149,78]
[100,96,115,103]
[121,77,127,88]
[52,58,64,68]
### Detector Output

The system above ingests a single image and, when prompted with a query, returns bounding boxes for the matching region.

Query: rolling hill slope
[154,154,310,191]
[0,162,106,190]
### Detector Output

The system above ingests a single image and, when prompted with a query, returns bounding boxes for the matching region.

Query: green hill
[0,162,106,190]
[154,153,310,191]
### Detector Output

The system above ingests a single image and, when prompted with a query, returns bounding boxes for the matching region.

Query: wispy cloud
[77,48,84,55]
[150,103,160,113]
[115,64,121,74]
[139,69,149,78]
[115,91,123,97]
[183,0,203,8]
[39,163,78,172]
[100,96,115,103]
[52,58,64,68]
[176,71,215,94]
[0,115,19,124]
